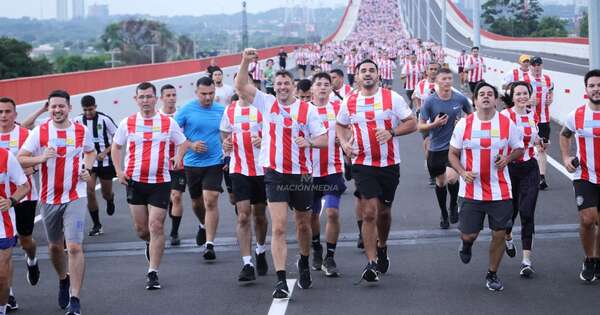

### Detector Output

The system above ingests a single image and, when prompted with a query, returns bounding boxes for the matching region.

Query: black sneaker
[144,242,150,262]
[520,264,535,278]
[440,218,450,229]
[505,240,516,258]
[7,295,18,312]
[376,248,390,274]
[272,281,290,299]
[323,256,339,277]
[145,271,161,290]
[539,177,548,190]
[238,264,256,282]
[312,245,323,271]
[88,224,103,236]
[203,246,216,261]
[595,258,600,280]
[196,226,206,246]
[485,272,504,291]
[58,275,70,309]
[297,260,312,289]
[26,259,40,286]
[357,234,364,249]
[428,177,435,186]
[106,200,115,216]
[580,257,596,282]
[170,234,181,246]
[361,261,379,282]
[458,243,472,264]
[449,204,459,224]
[65,296,81,315]
[256,252,268,276]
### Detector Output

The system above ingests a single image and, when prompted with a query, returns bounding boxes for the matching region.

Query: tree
[0,37,52,79]
[176,35,194,59]
[481,0,543,37]
[579,11,588,38]
[531,16,568,37]
[54,55,109,73]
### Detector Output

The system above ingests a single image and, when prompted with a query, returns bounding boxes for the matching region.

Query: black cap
[530,56,543,65]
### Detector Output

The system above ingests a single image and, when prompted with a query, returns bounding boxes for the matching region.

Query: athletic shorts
[352,164,400,206]
[185,165,224,198]
[573,180,600,211]
[41,202,86,244]
[169,169,186,192]
[406,89,414,101]
[230,174,266,204]
[126,180,171,209]
[537,122,551,141]
[91,164,116,180]
[469,81,484,94]
[313,173,347,201]
[0,237,17,250]
[427,150,450,178]
[382,79,393,86]
[458,66,464,73]
[298,64,307,71]
[264,168,313,212]
[15,200,37,236]
[458,198,513,234]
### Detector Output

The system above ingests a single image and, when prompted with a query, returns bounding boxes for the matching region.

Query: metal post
[150,44,155,64]
[412,0,417,38]
[426,0,431,41]
[590,0,600,69]
[442,0,447,48]
[417,0,421,39]
[473,0,481,48]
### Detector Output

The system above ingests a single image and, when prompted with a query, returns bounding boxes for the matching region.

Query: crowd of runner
[0,0,599,314]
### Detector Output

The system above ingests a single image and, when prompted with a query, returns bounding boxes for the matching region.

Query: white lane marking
[546,154,574,180]
[267,279,297,315]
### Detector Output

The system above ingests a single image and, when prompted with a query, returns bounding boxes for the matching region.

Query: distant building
[31,44,55,58]
[88,3,109,18]
[56,0,68,21]
[73,0,85,19]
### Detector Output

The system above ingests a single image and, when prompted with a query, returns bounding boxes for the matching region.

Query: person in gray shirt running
[418,68,472,228]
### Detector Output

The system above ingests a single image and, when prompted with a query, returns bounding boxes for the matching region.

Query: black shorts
[169,169,186,192]
[573,180,600,211]
[458,66,464,73]
[264,168,313,212]
[406,90,414,102]
[469,80,484,94]
[91,164,116,180]
[313,173,347,201]
[427,150,450,178]
[185,165,224,198]
[230,174,266,204]
[15,200,37,236]
[352,164,400,206]
[537,122,551,141]
[126,181,171,209]
[458,198,513,234]
[298,64,307,71]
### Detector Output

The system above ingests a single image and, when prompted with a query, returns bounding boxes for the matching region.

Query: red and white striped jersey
[113,113,186,184]
[413,79,436,101]
[450,113,524,201]
[220,102,264,176]
[320,60,332,72]
[337,88,413,167]
[466,55,486,82]
[457,54,467,67]
[158,109,183,171]
[401,63,423,90]
[249,61,263,81]
[311,101,343,177]
[0,148,27,239]
[564,105,600,184]
[330,84,353,103]
[21,121,95,204]
[296,51,307,65]
[0,126,38,201]
[344,54,359,75]
[503,68,531,86]
[500,108,538,162]
[251,90,326,175]
[530,74,553,123]
[378,59,396,80]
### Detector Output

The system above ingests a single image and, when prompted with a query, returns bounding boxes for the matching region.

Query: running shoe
[539,177,548,190]
[65,296,81,315]
[6,295,18,312]
[580,257,596,282]
[505,239,516,258]
[361,261,379,282]
[297,260,312,289]
[356,234,364,249]
[449,204,459,224]
[144,242,150,262]
[170,234,181,246]
[520,264,535,278]
[238,264,256,282]
[428,177,435,186]
[106,200,115,216]
[376,248,390,274]
[322,256,339,277]
[458,243,472,264]
[312,245,323,271]
[88,224,103,236]
[196,226,206,246]
[256,252,268,276]
[440,218,450,229]
[26,259,40,286]
[485,272,504,291]
[58,275,70,309]
[146,271,161,290]
[203,246,216,261]
[272,281,290,299]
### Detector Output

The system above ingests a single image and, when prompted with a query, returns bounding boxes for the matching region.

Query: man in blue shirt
[175,76,225,260]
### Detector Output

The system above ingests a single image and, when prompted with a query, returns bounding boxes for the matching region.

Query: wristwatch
[387,129,396,137]
[9,197,17,207]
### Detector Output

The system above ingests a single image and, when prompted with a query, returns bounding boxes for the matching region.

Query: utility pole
[473,0,481,48]
[242,1,249,50]
[442,0,447,48]
[417,0,421,39]
[426,0,431,41]
[590,0,599,69]
[106,48,121,68]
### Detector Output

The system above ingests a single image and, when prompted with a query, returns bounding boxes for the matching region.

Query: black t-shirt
[206,65,220,75]
[278,52,287,62]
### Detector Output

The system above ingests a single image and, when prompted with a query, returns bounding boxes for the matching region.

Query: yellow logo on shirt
[374,103,383,110]
[66,138,75,146]
[292,114,298,121]
[490,129,500,138]
[249,113,257,122]
[9,140,17,147]
[327,112,336,121]
[152,126,161,132]
[529,120,536,127]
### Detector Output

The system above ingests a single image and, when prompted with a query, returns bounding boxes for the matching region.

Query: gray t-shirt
[420,91,472,151]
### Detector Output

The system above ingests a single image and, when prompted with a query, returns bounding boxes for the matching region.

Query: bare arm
[559,126,577,173]
[82,150,96,170]
[111,143,128,184]
[393,116,417,136]
[20,104,48,130]
[17,149,50,168]
[235,49,259,104]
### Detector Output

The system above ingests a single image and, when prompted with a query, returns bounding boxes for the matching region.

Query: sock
[0,305,6,315]
[487,269,496,276]
[206,242,214,249]
[242,255,253,266]
[27,256,37,267]
[377,245,387,257]
[522,257,532,266]
[148,268,158,274]
[448,182,459,209]
[312,234,321,250]
[89,209,100,226]
[199,223,205,230]
[357,220,363,235]
[168,202,174,218]
[326,242,336,257]
[170,216,182,236]
[435,185,448,220]
[256,243,266,255]
[299,255,309,269]
[461,240,473,253]
[8,288,13,296]
[276,270,286,282]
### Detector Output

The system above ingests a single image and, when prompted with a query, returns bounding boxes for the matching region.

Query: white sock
[256,243,266,255]
[206,241,214,246]
[8,288,12,296]
[242,256,253,266]
[27,256,37,267]
[0,305,6,315]
[199,223,205,229]
[522,257,532,266]
[148,268,158,274]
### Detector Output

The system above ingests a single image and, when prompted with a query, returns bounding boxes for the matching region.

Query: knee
[326,209,339,222]
[362,208,377,223]
[171,193,182,205]
[66,244,83,256]
[580,214,597,229]
[272,223,286,239]
[134,224,149,238]
[237,211,251,227]
[296,219,311,234]
[101,190,113,201]
[461,233,478,242]
[48,242,64,254]
[149,219,164,234]
[86,188,96,198]
[204,197,218,210]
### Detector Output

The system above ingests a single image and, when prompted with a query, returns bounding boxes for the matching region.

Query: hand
[536,139,548,152]
[432,114,448,128]
[79,169,91,182]
[0,197,11,211]
[341,135,357,158]
[375,128,392,144]
[97,152,106,161]
[243,48,258,63]
[192,141,208,153]
[23,167,35,176]
[461,171,478,184]
[294,136,311,148]
[172,157,183,170]
[116,170,130,186]
[42,147,57,162]
[251,136,262,148]
[494,155,509,170]
[222,137,233,153]
[563,156,577,173]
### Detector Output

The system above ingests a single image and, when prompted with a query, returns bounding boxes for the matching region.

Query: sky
[0,0,348,19]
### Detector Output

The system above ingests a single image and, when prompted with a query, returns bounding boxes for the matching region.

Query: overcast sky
[0,0,348,19]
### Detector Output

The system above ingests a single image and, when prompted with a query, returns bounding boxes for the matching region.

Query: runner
[343,48,359,87]
[296,79,313,103]
[73,95,118,237]
[18,90,96,314]
[336,59,417,282]
[400,52,423,109]
[235,48,328,298]
[263,59,276,96]
[465,46,486,94]
[249,56,263,90]
[329,69,353,102]
[378,53,396,89]
[449,82,524,291]
[499,81,541,277]
[111,82,186,290]
[418,68,472,229]
[502,55,531,90]
[278,48,288,70]
[212,68,234,106]
[559,69,600,282]
[296,47,308,79]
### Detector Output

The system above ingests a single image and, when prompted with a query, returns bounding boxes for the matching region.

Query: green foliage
[531,16,568,37]
[54,55,109,73]
[481,0,566,37]
[579,11,588,37]
[0,37,53,79]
